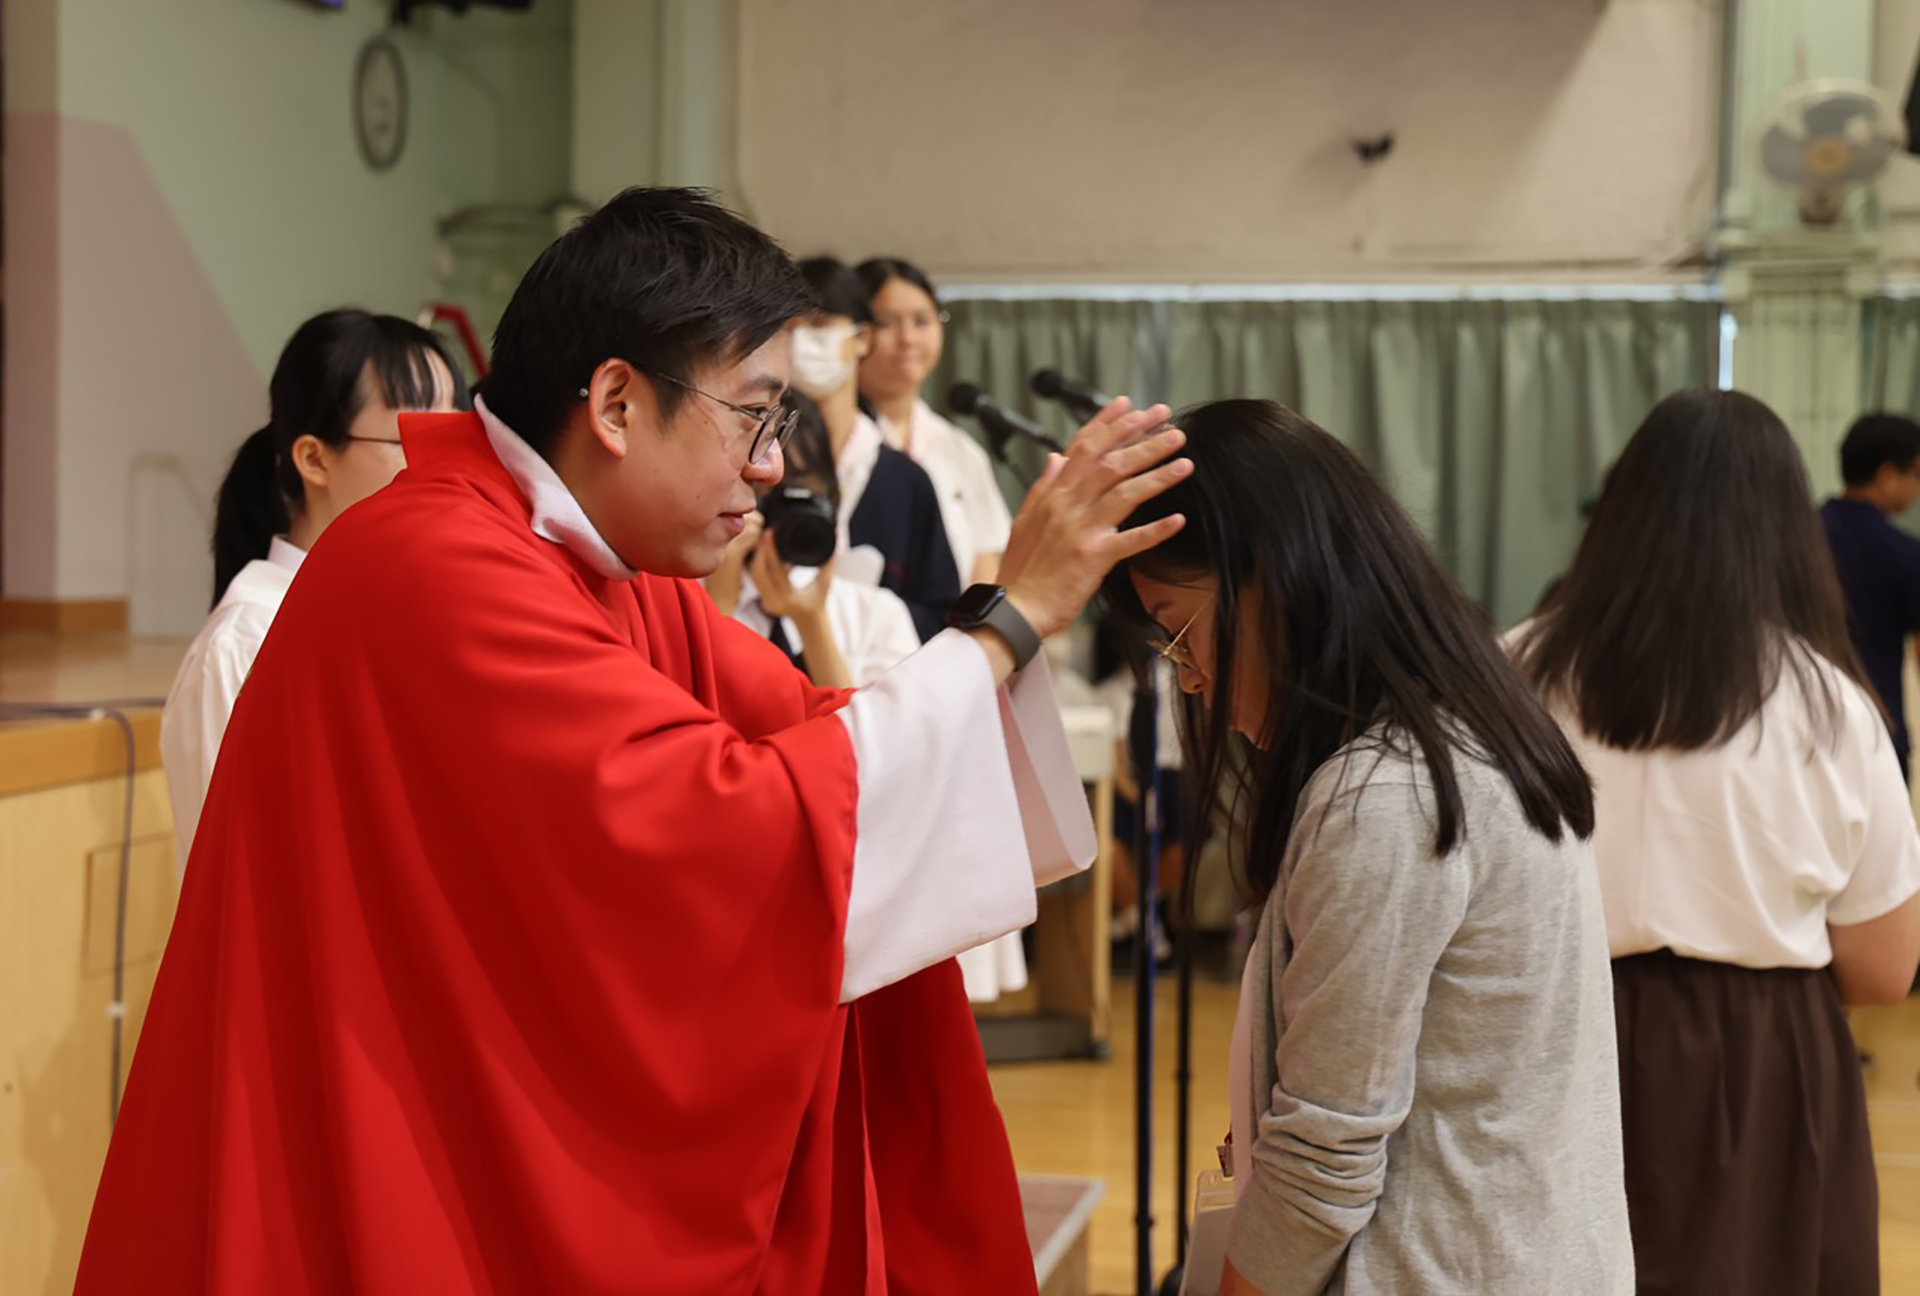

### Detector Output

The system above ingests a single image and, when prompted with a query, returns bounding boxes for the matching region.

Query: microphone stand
[1129,653,1163,1296]
[966,397,1178,1296]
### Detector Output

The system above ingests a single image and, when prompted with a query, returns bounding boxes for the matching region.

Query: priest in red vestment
[76,187,1189,1294]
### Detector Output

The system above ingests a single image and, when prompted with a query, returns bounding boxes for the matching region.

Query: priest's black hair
[211,309,468,608]
[482,187,814,460]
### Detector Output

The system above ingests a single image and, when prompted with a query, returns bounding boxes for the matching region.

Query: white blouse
[1557,649,1920,968]
[881,400,1014,584]
[729,571,920,689]
[160,537,306,875]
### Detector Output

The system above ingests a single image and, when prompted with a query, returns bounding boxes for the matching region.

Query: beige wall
[737,0,1721,281]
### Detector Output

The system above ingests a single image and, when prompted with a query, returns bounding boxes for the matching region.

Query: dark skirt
[1612,950,1878,1295]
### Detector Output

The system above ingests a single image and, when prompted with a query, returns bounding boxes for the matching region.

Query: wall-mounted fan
[1759,78,1907,225]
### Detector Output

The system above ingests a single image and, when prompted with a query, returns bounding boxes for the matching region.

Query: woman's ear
[289,434,333,494]
[850,324,874,362]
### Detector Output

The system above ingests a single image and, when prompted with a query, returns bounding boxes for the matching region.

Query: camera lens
[761,486,838,568]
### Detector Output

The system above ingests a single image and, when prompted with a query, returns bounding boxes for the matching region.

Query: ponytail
[209,308,468,608]
[210,426,291,607]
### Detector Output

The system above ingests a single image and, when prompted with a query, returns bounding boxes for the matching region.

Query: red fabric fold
[77,413,1034,1294]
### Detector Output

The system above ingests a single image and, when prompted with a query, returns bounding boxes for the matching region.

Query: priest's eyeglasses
[1145,597,1213,674]
[579,373,799,467]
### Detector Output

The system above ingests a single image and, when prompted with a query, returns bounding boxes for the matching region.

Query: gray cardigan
[1227,734,1633,1294]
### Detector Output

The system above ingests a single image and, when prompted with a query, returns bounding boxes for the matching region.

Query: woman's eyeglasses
[1146,597,1213,674]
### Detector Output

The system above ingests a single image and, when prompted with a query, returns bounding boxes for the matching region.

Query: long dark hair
[1519,387,1867,750]
[211,309,467,606]
[1105,399,1594,905]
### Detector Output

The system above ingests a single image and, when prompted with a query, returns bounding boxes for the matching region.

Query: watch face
[949,583,1006,625]
[354,38,408,171]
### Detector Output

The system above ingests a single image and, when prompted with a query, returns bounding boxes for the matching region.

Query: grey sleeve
[1225,778,1472,1295]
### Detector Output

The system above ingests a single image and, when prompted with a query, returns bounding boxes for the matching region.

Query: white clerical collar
[475,395,638,581]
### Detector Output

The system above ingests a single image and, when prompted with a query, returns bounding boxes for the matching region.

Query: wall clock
[354,36,409,172]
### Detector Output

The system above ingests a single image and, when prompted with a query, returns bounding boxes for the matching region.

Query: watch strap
[948,584,1042,671]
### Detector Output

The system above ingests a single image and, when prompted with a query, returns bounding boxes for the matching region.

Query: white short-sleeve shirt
[881,400,1014,584]
[1555,647,1920,968]
[160,538,306,875]
[728,572,920,689]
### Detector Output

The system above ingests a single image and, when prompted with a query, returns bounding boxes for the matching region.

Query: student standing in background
[796,256,961,640]
[857,256,1013,586]
[160,309,467,874]
[1519,389,1920,1295]
[1821,411,1920,782]
[706,392,920,688]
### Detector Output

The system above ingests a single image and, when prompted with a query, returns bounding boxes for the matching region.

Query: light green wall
[571,0,737,210]
[3,0,577,624]
[55,0,575,376]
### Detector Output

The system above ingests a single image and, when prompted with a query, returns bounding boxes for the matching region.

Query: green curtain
[1163,298,1720,624]
[931,298,1161,497]
[934,294,1718,625]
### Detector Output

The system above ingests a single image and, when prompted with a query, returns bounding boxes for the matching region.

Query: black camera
[758,485,838,568]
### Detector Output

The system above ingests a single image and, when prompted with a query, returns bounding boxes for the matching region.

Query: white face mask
[790,322,859,399]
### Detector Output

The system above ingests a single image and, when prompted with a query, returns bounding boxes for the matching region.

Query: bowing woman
[1109,399,1633,1295]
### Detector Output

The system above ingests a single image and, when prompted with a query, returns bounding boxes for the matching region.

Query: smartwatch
[947,584,1042,671]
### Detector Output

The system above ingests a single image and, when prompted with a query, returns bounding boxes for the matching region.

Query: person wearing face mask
[706,392,920,689]
[857,257,1013,587]
[795,256,961,640]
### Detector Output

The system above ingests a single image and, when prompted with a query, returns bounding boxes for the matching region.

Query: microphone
[948,383,1064,460]
[1031,369,1109,422]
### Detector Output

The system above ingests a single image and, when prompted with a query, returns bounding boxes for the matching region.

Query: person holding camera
[794,255,962,640]
[707,393,919,689]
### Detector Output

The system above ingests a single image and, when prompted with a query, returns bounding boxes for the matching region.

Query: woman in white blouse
[856,257,1013,586]
[1515,388,1920,1296]
[161,310,466,873]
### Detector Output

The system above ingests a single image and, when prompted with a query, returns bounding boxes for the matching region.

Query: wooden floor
[993,971,1920,1296]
